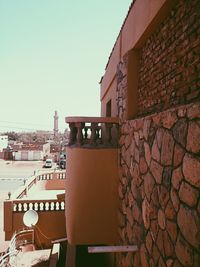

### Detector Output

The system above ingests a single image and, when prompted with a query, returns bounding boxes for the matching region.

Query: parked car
[44,158,53,168]
[59,159,66,169]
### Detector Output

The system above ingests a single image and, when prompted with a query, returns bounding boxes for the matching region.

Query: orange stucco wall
[100,37,121,101]
[101,78,118,117]
[65,147,119,245]
[29,179,66,191]
[4,209,66,248]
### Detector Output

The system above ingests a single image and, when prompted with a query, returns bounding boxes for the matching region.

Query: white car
[44,159,53,168]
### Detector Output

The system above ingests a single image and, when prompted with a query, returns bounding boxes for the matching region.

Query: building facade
[2,1,199,266]
[99,0,200,266]
[12,142,50,161]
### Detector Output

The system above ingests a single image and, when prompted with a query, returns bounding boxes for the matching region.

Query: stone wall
[117,102,200,267]
[115,1,200,266]
[137,0,200,116]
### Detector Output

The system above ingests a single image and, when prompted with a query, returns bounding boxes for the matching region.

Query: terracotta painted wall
[65,147,119,245]
[4,208,66,248]
[101,78,118,117]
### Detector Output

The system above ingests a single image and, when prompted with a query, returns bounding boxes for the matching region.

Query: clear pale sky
[0,0,132,133]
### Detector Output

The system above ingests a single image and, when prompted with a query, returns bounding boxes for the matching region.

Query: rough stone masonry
[115,0,200,266]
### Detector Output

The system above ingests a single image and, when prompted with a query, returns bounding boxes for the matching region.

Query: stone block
[162,166,172,189]
[132,203,142,224]
[165,200,176,220]
[161,130,175,166]
[143,119,151,141]
[163,230,174,258]
[152,138,160,162]
[156,229,165,257]
[173,143,185,167]
[170,188,180,212]
[166,220,177,243]
[144,142,151,166]
[150,160,163,184]
[172,118,188,147]
[186,121,200,154]
[175,233,193,266]
[183,153,200,189]
[139,157,148,174]
[162,111,177,129]
[177,204,200,250]
[144,172,155,201]
[158,209,166,230]
[142,197,150,230]
[146,231,153,254]
[140,244,149,267]
[172,166,183,190]
[150,219,159,242]
[159,185,170,209]
[179,181,199,207]
[187,103,200,119]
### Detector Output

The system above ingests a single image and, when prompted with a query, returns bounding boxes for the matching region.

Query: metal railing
[0,229,34,267]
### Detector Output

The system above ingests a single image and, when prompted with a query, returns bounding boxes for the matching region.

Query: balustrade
[65,117,119,148]
[13,200,65,212]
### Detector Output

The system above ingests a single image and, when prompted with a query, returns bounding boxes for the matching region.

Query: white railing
[13,199,65,213]
[0,229,34,267]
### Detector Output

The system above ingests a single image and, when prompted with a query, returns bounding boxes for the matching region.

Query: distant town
[0,111,68,169]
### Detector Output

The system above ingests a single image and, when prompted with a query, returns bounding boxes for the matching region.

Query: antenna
[23,210,39,227]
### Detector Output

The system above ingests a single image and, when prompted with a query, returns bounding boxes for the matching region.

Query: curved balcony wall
[65,117,119,245]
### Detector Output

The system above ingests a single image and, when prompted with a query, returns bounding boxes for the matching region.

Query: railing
[13,199,65,213]
[0,229,34,267]
[13,170,66,199]
[65,117,119,147]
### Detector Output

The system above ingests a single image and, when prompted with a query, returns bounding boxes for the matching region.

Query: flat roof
[25,190,65,200]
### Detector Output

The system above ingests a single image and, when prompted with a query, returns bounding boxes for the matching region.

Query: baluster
[104,123,113,146]
[84,126,89,140]
[50,202,55,210]
[90,123,98,145]
[34,203,38,211]
[96,126,101,144]
[61,201,65,210]
[23,203,27,211]
[69,123,77,145]
[39,202,44,211]
[18,203,22,211]
[45,202,49,211]
[56,202,60,210]
[29,203,33,210]
[75,122,84,145]
[13,204,17,212]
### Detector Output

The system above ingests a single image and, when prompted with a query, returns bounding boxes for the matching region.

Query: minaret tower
[54,111,59,138]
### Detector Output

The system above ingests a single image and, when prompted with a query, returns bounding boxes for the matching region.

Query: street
[0,160,45,252]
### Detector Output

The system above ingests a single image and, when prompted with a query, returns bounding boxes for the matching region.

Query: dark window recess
[106,100,112,117]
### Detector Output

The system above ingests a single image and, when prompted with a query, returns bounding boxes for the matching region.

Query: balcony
[66,116,119,148]
[4,170,66,249]
[65,117,119,245]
